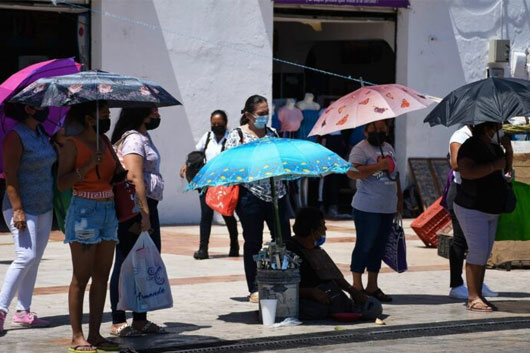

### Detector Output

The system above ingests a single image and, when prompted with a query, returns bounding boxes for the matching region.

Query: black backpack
[185,132,227,182]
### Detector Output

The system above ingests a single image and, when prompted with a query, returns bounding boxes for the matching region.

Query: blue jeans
[351,209,394,274]
[109,198,160,324]
[236,187,291,293]
[64,196,118,244]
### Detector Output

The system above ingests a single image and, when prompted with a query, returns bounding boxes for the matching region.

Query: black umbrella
[424,77,530,127]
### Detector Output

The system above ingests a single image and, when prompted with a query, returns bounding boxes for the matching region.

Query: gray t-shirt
[349,140,397,214]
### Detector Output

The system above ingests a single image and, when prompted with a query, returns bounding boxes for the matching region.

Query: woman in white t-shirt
[179,110,239,260]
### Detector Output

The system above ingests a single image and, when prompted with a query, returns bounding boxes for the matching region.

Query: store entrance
[0,5,89,230]
[273,9,396,215]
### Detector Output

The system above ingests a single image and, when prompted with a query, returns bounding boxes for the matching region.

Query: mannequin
[278,98,303,134]
[296,93,320,111]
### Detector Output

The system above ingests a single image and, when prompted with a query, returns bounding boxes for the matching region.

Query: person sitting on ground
[285,207,382,320]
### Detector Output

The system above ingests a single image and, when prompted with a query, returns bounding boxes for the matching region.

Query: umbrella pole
[95,100,101,179]
[270,177,283,247]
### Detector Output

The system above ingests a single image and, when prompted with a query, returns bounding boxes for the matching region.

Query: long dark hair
[65,100,109,133]
[111,107,152,143]
[3,102,28,122]
[240,95,267,125]
[293,207,324,238]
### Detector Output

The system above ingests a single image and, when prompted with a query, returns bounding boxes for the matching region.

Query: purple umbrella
[0,57,81,174]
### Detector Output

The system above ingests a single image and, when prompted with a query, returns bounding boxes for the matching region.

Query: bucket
[257,268,300,320]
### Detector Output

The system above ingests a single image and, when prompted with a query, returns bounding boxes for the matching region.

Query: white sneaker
[482,283,498,297]
[449,285,468,299]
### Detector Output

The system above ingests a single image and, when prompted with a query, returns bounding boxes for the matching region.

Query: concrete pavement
[0,219,529,353]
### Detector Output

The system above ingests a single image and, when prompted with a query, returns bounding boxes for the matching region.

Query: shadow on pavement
[217,310,260,325]
[385,294,461,305]
[491,300,530,314]
[496,292,530,298]
[229,296,249,303]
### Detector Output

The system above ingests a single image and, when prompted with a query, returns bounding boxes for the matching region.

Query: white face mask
[491,129,504,144]
[253,114,269,129]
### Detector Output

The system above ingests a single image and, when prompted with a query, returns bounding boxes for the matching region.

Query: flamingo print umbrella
[308,84,435,136]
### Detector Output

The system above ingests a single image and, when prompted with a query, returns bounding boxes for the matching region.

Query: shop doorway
[273,6,397,215]
[0,2,90,231]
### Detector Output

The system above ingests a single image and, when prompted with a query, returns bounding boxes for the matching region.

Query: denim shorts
[64,196,119,244]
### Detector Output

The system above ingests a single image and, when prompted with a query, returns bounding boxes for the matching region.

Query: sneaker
[482,283,499,297]
[12,311,50,328]
[449,285,468,300]
[0,310,6,333]
[248,291,259,303]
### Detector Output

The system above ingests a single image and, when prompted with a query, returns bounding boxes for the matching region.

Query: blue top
[2,124,56,215]
[295,110,320,143]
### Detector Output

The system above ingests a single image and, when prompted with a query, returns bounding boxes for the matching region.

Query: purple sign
[274,0,409,7]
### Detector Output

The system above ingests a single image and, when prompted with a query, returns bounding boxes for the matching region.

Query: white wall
[395,0,530,186]
[92,0,274,224]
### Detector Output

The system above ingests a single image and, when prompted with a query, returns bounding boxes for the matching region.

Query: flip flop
[68,345,97,353]
[467,298,493,312]
[110,323,142,337]
[137,321,168,335]
[91,339,120,351]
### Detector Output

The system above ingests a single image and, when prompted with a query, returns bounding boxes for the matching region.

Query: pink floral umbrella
[308,84,436,137]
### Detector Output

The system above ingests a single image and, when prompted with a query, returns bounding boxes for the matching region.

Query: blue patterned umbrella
[9,70,181,108]
[186,137,352,244]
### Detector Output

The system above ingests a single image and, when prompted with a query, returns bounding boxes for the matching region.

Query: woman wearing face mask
[108,107,167,336]
[179,110,239,260]
[285,208,381,321]
[225,95,291,303]
[57,101,121,352]
[0,103,56,333]
[346,120,402,303]
[454,122,513,312]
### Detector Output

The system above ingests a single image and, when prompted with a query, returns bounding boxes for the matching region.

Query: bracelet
[75,168,83,180]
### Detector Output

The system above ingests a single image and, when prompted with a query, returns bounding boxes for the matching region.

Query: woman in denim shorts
[57,101,121,353]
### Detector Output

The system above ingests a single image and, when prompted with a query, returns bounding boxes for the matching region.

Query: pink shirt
[278,107,304,132]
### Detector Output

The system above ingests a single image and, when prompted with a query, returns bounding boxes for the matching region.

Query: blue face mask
[315,235,326,247]
[253,114,269,129]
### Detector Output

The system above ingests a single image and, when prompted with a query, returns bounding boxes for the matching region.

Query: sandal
[467,298,493,312]
[365,288,392,302]
[68,345,97,353]
[110,323,142,337]
[90,339,120,352]
[136,321,168,335]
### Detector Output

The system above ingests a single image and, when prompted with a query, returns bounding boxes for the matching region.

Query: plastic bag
[117,232,173,312]
[205,185,239,216]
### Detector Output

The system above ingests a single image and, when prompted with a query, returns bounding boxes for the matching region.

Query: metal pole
[270,177,283,247]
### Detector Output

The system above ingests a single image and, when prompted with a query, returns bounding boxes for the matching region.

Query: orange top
[70,136,115,195]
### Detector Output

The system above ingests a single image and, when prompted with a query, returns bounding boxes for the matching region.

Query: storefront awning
[274,0,409,8]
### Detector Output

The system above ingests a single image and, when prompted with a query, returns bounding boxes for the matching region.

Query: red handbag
[113,180,140,222]
[205,185,239,216]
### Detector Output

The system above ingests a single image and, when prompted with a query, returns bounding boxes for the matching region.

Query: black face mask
[33,107,49,123]
[146,118,161,130]
[211,125,227,136]
[92,118,111,134]
[367,131,386,147]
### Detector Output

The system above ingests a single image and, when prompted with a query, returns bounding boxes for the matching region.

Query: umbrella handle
[379,145,398,182]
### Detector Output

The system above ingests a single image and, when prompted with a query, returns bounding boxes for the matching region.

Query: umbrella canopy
[1,58,81,136]
[0,58,81,174]
[309,84,435,137]
[10,70,181,108]
[186,137,351,190]
[424,77,530,127]
[186,137,352,245]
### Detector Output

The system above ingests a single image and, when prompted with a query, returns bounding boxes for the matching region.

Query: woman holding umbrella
[109,107,167,336]
[57,101,120,352]
[453,122,512,312]
[224,95,291,303]
[0,103,56,333]
[347,120,402,302]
